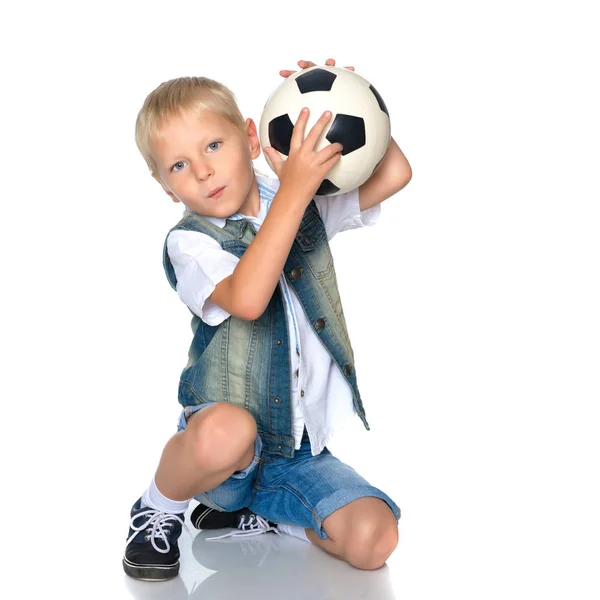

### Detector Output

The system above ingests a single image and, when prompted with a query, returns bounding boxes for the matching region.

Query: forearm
[230,185,311,319]
[226,107,341,319]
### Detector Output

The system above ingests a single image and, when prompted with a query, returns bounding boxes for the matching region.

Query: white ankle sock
[140,478,190,514]
[277,523,311,543]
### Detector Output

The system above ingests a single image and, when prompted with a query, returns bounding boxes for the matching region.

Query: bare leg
[153,403,257,501]
[303,498,399,570]
[306,528,346,560]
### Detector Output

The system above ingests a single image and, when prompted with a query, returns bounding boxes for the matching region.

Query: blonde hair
[135,76,246,175]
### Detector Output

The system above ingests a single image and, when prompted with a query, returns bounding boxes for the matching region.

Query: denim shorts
[176,402,401,540]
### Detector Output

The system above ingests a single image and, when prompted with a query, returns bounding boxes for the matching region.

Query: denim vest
[163,200,369,458]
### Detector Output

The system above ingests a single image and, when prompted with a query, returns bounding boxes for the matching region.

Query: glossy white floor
[121,501,401,600]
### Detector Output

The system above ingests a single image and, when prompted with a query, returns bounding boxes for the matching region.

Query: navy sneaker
[122,498,186,581]
[191,503,278,540]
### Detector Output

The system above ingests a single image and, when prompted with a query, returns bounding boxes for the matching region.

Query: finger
[317,141,344,163]
[263,147,284,172]
[263,146,278,161]
[303,110,334,149]
[344,66,355,71]
[280,69,297,78]
[319,148,343,173]
[289,108,310,151]
[298,60,316,69]
[325,58,336,66]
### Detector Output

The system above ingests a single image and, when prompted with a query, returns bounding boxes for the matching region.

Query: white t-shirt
[167,172,380,455]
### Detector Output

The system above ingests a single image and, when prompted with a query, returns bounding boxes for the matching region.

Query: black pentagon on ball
[296,68,337,93]
[369,85,389,116]
[316,179,340,196]
[326,114,366,156]
[268,114,294,156]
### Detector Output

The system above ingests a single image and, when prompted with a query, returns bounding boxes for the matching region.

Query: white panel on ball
[259,65,391,196]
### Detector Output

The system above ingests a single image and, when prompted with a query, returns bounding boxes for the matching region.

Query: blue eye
[208,141,221,152]
[171,161,186,172]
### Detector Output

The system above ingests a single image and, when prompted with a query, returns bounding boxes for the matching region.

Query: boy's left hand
[279,58,355,78]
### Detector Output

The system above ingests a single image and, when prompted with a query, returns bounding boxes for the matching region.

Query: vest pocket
[221,239,248,258]
[295,230,315,251]
[305,246,336,282]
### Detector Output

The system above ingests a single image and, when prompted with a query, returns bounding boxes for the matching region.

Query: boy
[124,58,412,581]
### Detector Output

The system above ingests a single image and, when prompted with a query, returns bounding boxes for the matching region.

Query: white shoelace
[125,507,191,554]
[206,513,281,541]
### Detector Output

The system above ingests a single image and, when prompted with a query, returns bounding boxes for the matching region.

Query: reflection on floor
[123,503,397,600]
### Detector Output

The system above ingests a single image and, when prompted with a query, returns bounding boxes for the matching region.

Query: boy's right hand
[263,108,343,200]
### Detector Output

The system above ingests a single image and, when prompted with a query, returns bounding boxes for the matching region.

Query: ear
[152,173,181,204]
[244,118,261,160]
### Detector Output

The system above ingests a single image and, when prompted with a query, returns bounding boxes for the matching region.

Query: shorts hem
[192,433,263,512]
[312,485,401,539]
[176,402,217,432]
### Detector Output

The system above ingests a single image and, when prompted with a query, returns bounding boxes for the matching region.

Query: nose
[193,159,213,182]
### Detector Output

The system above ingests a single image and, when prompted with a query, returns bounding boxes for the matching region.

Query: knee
[186,403,257,472]
[344,515,399,571]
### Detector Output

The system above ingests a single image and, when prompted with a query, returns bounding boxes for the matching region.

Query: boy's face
[151,109,261,218]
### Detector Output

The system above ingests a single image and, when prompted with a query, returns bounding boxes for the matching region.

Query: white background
[2,1,599,598]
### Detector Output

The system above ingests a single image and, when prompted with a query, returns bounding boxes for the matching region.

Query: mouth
[208,186,225,198]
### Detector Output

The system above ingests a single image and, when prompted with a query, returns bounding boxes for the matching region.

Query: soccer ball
[259,65,391,196]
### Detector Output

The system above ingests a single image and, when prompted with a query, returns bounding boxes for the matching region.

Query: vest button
[276,339,283,346]
[315,318,326,329]
[290,267,303,280]
[300,390,305,397]
[277,444,283,450]
[343,364,353,376]
[273,397,281,404]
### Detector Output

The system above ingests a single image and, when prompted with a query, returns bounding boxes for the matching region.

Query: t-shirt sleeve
[313,187,381,241]
[166,229,238,325]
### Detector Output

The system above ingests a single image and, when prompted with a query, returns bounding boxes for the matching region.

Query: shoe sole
[122,557,179,581]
